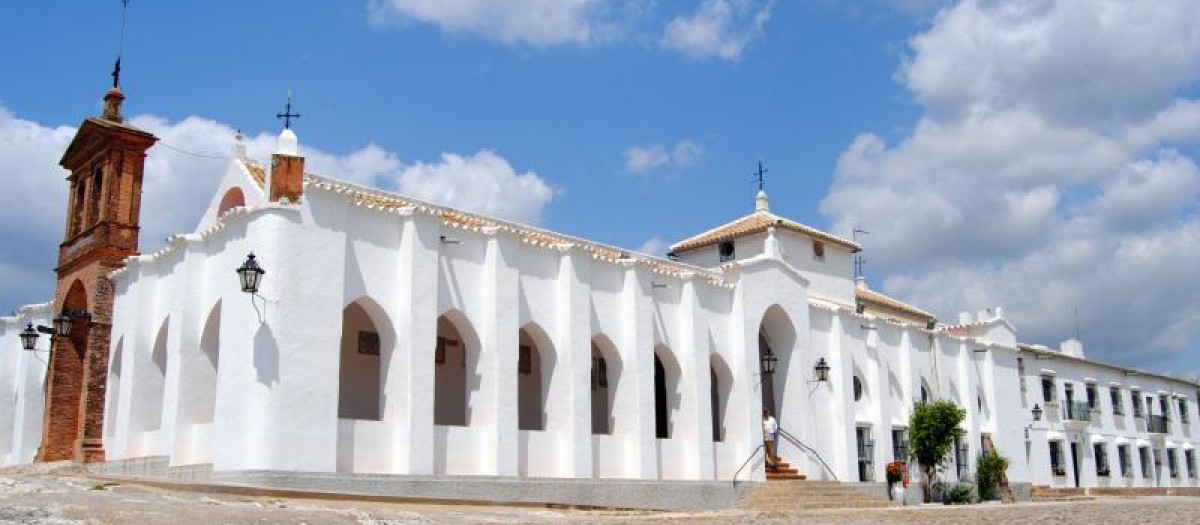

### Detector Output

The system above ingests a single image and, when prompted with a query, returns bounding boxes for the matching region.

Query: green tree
[975,450,1010,501]
[909,400,967,503]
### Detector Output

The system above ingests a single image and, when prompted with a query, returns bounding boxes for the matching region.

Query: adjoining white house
[0,88,1197,509]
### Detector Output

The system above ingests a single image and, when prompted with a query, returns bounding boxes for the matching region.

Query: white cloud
[624,144,671,173]
[637,236,668,256]
[902,0,1200,123]
[662,0,777,61]
[396,150,554,224]
[0,106,554,312]
[624,138,705,173]
[672,139,704,166]
[822,0,1200,369]
[367,0,627,46]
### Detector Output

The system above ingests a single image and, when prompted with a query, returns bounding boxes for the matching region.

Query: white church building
[2,90,1198,509]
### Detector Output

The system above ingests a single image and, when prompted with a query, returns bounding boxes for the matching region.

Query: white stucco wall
[0,303,52,466]
[5,152,1198,493]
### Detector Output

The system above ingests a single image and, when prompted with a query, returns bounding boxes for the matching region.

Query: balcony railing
[1148,415,1170,434]
[1065,401,1093,422]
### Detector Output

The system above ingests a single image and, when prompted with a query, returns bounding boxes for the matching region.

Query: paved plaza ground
[2,474,1198,524]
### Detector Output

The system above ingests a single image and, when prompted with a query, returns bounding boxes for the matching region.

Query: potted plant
[886,461,909,503]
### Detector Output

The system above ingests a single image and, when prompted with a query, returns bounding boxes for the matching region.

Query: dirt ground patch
[2,474,1199,524]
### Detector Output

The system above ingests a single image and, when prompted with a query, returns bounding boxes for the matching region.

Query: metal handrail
[778,427,838,481]
[732,444,764,487]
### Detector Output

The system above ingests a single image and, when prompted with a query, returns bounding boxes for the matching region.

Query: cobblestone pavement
[2,474,1199,524]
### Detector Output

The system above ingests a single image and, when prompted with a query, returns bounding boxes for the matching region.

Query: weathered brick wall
[37,102,156,464]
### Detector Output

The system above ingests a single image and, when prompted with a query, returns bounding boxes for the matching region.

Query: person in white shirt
[762,410,778,472]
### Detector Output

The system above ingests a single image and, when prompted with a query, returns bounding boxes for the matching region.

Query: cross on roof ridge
[276,92,301,130]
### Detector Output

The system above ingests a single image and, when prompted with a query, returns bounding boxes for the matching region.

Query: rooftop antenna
[1073,306,1080,341]
[853,227,869,280]
[112,0,131,89]
[276,90,301,129]
[751,161,768,191]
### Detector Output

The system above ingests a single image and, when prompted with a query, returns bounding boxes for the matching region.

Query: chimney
[1061,339,1085,359]
[269,128,304,203]
[102,88,125,122]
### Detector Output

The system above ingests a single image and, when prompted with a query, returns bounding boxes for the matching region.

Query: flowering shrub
[886,461,909,486]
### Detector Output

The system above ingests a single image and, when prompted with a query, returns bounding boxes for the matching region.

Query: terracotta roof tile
[856,288,934,320]
[670,211,859,253]
[243,161,266,188]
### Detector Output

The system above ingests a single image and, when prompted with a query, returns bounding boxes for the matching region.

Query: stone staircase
[766,459,805,481]
[740,479,897,511]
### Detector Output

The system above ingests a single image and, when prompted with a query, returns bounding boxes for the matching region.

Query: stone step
[763,501,896,510]
[739,473,897,512]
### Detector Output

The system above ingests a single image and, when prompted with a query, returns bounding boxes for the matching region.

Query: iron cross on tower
[111,0,131,89]
[276,92,301,129]
[752,161,768,191]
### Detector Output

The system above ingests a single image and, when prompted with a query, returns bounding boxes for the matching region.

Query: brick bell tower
[38,87,158,462]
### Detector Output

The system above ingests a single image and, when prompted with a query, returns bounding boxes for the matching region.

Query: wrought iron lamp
[760,348,778,375]
[237,253,265,294]
[814,357,831,382]
[18,323,38,351]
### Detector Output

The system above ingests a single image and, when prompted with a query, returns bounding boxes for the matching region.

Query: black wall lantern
[52,314,74,338]
[237,253,266,294]
[814,357,831,382]
[1032,403,1043,422]
[19,323,38,351]
[760,348,779,375]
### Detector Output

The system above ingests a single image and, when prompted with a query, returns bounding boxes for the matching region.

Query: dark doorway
[759,333,776,416]
[654,355,668,438]
[1070,442,1081,487]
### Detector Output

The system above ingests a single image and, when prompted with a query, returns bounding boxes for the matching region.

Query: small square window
[812,240,825,260]
[718,241,735,262]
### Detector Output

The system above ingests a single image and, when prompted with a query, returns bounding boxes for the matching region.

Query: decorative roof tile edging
[297,167,733,289]
[108,202,300,282]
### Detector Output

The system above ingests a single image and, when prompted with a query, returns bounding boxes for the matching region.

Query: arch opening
[710,354,733,442]
[518,324,553,431]
[653,345,681,439]
[338,300,385,420]
[590,335,621,435]
[128,318,168,454]
[758,305,797,422]
[194,304,221,424]
[434,312,479,426]
[216,187,246,217]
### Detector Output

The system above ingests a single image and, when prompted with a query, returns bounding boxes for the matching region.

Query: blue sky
[2,1,1199,377]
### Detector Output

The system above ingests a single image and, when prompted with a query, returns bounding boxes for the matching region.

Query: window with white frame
[1042,376,1056,403]
[1131,391,1143,418]
[1050,441,1066,476]
[1017,357,1027,393]
[1094,443,1110,476]
[892,428,909,464]
[1118,445,1132,478]
[1186,449,1196,479]
[1139,446,1152,478]
[1111,387,1123,415]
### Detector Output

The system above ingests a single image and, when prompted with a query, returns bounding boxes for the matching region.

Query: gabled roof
[670,210,860,254]
[856,287,935,321]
